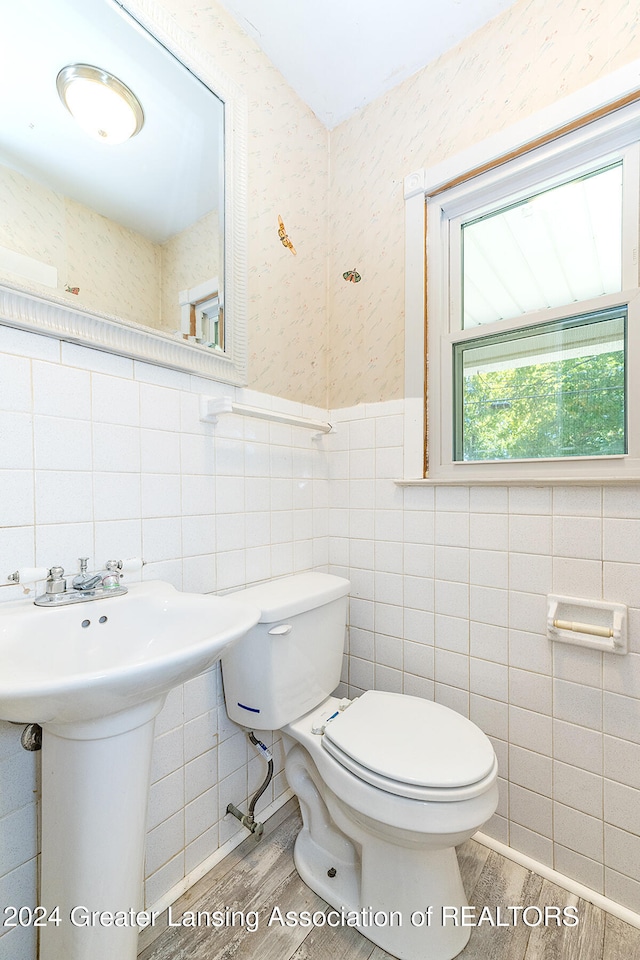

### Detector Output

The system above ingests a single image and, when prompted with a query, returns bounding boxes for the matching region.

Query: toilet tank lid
[231,572,350,623]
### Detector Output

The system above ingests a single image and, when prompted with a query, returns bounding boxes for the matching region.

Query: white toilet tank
[222,572,350,730]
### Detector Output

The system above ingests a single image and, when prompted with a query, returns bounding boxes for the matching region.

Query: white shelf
[200,397,332,435]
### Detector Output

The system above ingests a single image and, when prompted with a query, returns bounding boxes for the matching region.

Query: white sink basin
[1,579,261,960]
[0,580,260,725]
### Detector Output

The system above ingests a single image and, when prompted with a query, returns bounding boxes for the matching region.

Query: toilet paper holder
[547,595,627,654]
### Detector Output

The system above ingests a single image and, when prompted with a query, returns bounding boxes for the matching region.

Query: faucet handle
[78,557,90,574]
[105,558,144,573]
[46,566,67,595]
[6,566,49,584]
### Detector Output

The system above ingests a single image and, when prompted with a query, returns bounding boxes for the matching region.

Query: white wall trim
[475,831,640,931]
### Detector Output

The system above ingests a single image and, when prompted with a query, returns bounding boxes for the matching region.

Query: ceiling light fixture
[56,64,144,145]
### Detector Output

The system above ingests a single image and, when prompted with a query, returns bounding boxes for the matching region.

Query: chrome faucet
[33,558,129,607]
[72,557,103,592]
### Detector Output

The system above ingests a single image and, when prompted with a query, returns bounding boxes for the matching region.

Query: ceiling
[217,0,521,129]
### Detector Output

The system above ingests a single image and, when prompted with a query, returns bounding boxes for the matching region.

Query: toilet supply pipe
[226,732,274,839]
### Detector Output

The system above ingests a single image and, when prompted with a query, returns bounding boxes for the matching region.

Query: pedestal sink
[0,580,260,960]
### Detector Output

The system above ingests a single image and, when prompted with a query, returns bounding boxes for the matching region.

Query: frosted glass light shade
[57,64,144,144]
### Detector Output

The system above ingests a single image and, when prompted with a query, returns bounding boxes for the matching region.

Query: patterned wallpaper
[0,163,161,328]
[157,0,330,407]
[64,193,161,325]
[160,208,221,332]
[326,0,640,407]
[0,165,220,338]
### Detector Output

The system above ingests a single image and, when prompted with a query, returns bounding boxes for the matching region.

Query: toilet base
[285,742,484,960]
[293,828,471,960]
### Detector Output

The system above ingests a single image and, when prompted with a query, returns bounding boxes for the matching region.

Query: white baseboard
[475,831,640,930]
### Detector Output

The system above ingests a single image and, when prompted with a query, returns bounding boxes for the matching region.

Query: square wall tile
[553,760,602,818]
[470,622,508,664]
[509,745,552,797]
[509,553,552,595]
[603,518,640,563]
[93,472,141,521]
[509,629,552,675]
[92,374,139,426]
[554,844,603,894]
[470,658,508,702]
[605,825,640,883]
[35,471,92,524]
[510,823,553,867]
[553,720,603,775]
[604,779,640,836]
[509,669,552,715]
[604,868,640,912]
[510,783,553,837]
[509,515,551,555]
[93,423,140,473]
[32,361,90,418]
[553,803,603,862]
[553,679,602,731]
[553,516,601,560]
[470,694,509,741]
[604,735,640,789]
[469,549,508,589]
[0,355,32,411]
[2,413,34,469]
[469,585,508,627]
[469,513,508,552]
[509,706,552,756]
[552,557,603,599]
[0,470,34,527]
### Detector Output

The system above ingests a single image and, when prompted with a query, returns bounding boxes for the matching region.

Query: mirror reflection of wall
[0,0,225,346]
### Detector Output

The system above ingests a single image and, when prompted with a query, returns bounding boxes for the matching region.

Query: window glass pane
[461,164,623,329]
[453,309,626,461]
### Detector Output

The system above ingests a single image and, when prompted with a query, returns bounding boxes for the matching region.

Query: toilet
[222,572,498,960]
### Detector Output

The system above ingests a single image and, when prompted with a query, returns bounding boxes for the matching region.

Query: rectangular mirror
[0,0,247,384]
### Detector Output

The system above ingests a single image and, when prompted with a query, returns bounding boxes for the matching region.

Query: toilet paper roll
[119,557,144,572]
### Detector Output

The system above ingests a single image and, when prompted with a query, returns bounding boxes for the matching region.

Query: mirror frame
[0,0,248,385]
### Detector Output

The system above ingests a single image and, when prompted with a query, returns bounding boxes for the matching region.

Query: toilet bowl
[222,573,498,960]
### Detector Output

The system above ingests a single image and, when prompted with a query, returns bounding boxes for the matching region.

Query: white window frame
[401,62,640,484]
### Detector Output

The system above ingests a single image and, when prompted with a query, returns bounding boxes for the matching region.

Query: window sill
[395,476,640,487]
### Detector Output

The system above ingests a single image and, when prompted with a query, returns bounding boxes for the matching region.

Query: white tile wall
[330,400,640,917]
[0,328,329,958]
[3,334,640,959]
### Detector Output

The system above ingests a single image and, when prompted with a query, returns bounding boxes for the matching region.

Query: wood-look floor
[139,799,640,960]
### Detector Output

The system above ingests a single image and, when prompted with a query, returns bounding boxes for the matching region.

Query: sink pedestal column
[39,697,165,960]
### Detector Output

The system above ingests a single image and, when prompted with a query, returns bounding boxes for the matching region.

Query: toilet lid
[322,690,495,789]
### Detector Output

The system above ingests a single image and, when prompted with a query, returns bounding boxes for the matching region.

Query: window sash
[436,290,640,479]
[446,141,639,339]
[460,162,623,330]
[452,306,627,463]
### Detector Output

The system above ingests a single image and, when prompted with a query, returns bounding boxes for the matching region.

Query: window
[420,98,640,482]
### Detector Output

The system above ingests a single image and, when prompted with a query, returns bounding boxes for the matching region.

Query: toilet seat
[321,690,497,802]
